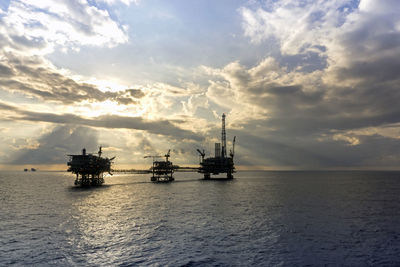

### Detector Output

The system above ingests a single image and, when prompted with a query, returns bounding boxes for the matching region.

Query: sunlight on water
[1,171,400,266]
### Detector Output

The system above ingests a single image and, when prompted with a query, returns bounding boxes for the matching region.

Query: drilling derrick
[197,113,236,180]
[221,113,227,158]
[67,147,115,186]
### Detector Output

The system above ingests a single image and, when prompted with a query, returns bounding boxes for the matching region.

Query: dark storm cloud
[12,126,98,164]
[222,67,400,168]
[229,130,337,167]
[335,56,400,84]
[228,62,400,135]
[268,85,300,95]
[126,89,145,98]
[229,125,400,169]
[0,63,14,77]
[333,1,400,84]
[257,81,400,136]
[0,55,140,105]
[0,102,204,142]
[209,2,400,169]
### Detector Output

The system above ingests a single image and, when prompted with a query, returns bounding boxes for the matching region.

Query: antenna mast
[221,113,227,158]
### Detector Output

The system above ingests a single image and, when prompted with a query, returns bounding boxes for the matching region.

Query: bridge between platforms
[113,166,200,174]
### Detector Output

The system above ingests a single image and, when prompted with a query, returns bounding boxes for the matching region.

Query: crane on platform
[144,155,162,160]
[165,149,171,162]
[144,150,175,182]
[196,114,236,180]
[196,148,205,161]
[67,146,115,186]
[229,136,236,158]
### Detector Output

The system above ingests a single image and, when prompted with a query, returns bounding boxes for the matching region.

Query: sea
[1,170,400,266]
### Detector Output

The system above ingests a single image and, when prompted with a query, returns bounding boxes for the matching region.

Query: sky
[1,0,400,170]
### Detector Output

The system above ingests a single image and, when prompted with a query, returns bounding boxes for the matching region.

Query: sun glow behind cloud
[1,0,400,170]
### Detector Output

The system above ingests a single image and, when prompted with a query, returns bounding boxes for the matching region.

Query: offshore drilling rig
[67,147,115,186]
[197,113,236,179]
[144,149,176,182]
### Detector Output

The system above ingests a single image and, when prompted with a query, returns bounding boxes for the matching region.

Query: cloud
[200,0,400,168]
[0,1,138,108]
[0,101,204,142]
[2,0,400,169]
[12,125,98,164]
[232,127,400,169]
[240,0,400,72]
[0,63,14,77]
[0,0,208,168]
[206,53,400,136]
[2,0,128,54]
[181,93,209,116]
[0,53,144,105]
[126,89,146,98]
[240,0,351,55]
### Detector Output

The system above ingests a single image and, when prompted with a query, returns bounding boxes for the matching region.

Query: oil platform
[67,147,115,186]
[144,149,176,182]
[197,113,236,179]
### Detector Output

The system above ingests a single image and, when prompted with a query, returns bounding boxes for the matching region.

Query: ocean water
[1,171,400,266]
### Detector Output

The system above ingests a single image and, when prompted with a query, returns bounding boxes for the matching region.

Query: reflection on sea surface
[66,176,141,265]
[1,171,400,265]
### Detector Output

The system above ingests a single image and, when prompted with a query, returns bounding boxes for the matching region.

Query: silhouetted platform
[67,147,114,186]
[197,114,236,180]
